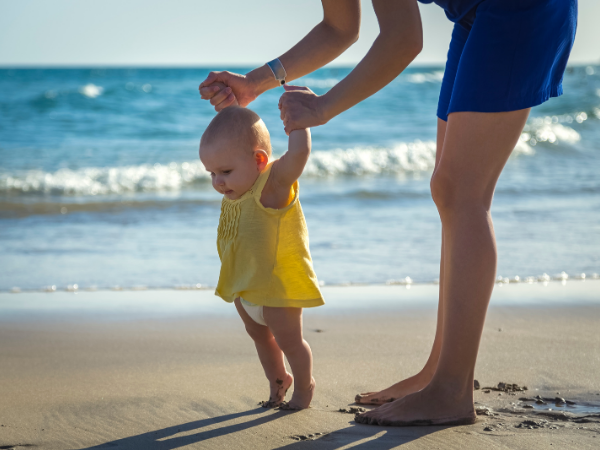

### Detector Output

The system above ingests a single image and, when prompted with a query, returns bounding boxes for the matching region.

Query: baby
[199,104,324,410]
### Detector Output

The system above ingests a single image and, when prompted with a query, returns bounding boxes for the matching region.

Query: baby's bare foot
[260,373,293,408]
[279,377,316,410]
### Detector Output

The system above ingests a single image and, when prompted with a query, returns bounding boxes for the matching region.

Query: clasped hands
[199,71,328,134]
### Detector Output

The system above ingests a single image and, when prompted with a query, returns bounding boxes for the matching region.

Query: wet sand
[1,282,599,449]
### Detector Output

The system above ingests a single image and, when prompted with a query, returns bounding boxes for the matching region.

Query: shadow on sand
[78,407,440,450]
[277,424,440,449]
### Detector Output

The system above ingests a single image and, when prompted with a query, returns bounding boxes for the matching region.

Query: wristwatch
[267,58,287,85]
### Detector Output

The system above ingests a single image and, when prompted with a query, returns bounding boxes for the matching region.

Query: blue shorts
[437,0,578,121]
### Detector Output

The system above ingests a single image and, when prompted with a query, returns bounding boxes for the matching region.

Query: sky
[0,0,598,67]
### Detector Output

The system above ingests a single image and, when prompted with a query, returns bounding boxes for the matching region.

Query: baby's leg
[233,298,292,407]
[263,306,315,410]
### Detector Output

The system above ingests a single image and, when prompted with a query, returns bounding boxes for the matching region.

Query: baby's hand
[205,82,239,109]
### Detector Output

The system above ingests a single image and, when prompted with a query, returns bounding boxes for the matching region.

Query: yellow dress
[215,163,324,308]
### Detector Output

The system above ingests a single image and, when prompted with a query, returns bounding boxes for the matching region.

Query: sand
[1,281,599,449]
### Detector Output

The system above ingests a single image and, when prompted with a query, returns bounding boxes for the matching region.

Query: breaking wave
[0,161,209,196]
[0,120,581,197]
[304,141,437,176]
[297,71,446,89]
[405,71,445,84]
[521,113,585,147]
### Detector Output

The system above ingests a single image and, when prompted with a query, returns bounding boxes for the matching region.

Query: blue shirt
[418,0,484,23]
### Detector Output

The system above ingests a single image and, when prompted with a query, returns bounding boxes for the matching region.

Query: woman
[199,0,577,426]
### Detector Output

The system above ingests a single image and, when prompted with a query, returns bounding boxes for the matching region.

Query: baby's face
[200,138,263,200]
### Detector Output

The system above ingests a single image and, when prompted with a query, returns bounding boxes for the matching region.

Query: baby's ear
[253,149,269,170]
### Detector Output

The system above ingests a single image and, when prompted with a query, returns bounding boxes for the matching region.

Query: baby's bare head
[200,106,271,158]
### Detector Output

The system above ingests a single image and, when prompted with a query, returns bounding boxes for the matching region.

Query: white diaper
[240,297,267,326]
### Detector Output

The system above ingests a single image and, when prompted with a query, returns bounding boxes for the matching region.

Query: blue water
[1,66,599,290]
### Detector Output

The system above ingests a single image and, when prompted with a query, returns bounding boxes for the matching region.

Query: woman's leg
[356,109,530,425]
[356,118,448,405]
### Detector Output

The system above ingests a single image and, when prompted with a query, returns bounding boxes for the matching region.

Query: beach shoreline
[1,282,599,448]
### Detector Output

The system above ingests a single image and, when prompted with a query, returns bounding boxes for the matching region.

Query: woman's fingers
[283,113,299,136]
[199,85,220,100]
[209,87,233,107]
[282,84,310,92]
[215,93,238,112]
[281,106,298,136]
[198,70,256,110]
[199,71,219,90]
[278,86,323,134]
[199,71,229,102]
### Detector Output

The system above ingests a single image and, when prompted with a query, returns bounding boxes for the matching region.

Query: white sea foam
[79,84,104,98]
[290,71,444,88]
[405,71,444,84]
[522,119,581,146]
[304,141,437,176]
[296,78,340,89]
[0,136,555,197]
[0,161,210,196]
[0,143,436,196]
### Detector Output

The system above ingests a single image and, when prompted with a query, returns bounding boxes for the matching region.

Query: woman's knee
[430,168,459,213]
[430,168,487,215]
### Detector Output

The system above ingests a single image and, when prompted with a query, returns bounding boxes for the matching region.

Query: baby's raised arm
[271,129,311,190]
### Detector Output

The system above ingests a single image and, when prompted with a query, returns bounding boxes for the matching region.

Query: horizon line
[0,62,447,69]
[0,60,597,70]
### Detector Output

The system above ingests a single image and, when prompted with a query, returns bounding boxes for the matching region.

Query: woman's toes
[354,414,367,424]
[355,392,375,401]
[355,394,384,405]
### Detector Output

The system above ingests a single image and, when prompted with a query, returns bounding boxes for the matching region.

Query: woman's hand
[199,71,258,111]
[278,85,329,135]
[203,81,239,109]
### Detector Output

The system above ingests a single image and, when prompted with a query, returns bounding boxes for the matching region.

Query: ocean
[1,66,599,292]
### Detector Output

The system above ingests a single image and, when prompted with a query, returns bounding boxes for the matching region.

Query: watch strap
[266,58,287,85]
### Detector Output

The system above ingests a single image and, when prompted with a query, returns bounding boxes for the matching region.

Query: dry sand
[1,282,599,449]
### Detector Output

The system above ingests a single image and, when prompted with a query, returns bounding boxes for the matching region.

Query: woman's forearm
[247,0,361,96]
[321,0,423,122]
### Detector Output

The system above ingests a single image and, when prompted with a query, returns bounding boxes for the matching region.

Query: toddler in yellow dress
[199,105,324,410]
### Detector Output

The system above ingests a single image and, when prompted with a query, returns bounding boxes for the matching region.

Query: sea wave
[522,113,585,146]
[0,133,564,197]
[0,161,209,196]
[0,142,439,196]
[304,141,437,176]
[296,77,340,89]
[297,71,445,88]
[79,83,104,98]
[405,71,445,84]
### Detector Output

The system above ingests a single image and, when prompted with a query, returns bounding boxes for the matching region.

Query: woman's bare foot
[355,371,433,405]
[354,383,476,427]
[260,373,293,408]
[278,377,316,410]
